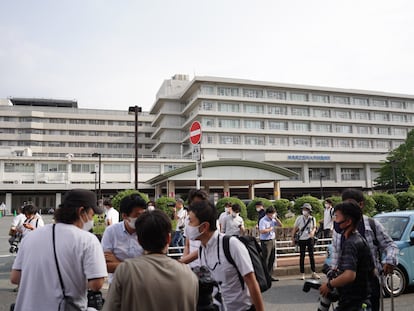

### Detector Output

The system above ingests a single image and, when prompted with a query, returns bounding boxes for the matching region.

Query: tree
[111,189,149,212]
[371,193,399,213]
[375,129,414,191]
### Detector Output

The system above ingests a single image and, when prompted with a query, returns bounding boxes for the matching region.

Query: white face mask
[224,207,229,213]
[147,205,155,211]
[186,223,203,240]
[302,210,309,217]
[325,203,330,208]
[82,216,94,231]
[127,217,138,229]
[256,208,261,212]
[232,212,238,218]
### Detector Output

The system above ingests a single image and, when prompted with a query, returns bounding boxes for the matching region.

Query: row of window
[287,167,362,181]
[200,101,414,122]
[202,118,409,135]
[200,85,413,109]
[0,141,152,149]
[0,116,151,127]
[3,162,182,174]
[203,134,401,149]
[0,128,152,137]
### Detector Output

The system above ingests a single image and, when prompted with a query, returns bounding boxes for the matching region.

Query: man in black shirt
[256,201,266,223]
[320,200,374,311]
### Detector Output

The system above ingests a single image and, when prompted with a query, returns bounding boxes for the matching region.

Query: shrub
[111,189,149,212]
[326,195,342,207]
[216,197,247,219]
[273,199,290,220]
[155,196,177,218]
[292,195,323,219]
[371,192,399,213]
[394,191,414,210]
[246,198,273,220]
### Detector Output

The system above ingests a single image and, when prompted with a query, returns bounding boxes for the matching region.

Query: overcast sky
[1,0,413,111]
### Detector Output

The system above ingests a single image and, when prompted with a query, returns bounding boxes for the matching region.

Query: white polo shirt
[222,214,244,236]
[105,207,120,226]
[200,231,254,311]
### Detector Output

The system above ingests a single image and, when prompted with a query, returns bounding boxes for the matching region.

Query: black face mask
[333,220,347,234]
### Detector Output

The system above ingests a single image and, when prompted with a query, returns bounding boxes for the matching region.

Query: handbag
[52,224,82,311]
[294,217,312,244]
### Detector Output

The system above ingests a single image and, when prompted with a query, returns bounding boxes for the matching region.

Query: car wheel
[382,267,406,297]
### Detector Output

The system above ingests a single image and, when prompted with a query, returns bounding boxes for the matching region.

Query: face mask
[302,210,309,216]
[82,216,94,232]
[325,203,330,208]
[186,223,203,240]
[272,213,277,219]
[256,208,261,212]
[127,217,138,229]
[147,205,155,211]
[224,207,229,213]
[333,220,346,234]
[232,212,238,218]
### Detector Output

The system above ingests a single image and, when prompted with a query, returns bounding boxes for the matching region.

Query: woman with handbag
[291,203,320,281]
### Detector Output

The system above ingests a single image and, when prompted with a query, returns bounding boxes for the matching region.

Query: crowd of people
[7,187,397,311]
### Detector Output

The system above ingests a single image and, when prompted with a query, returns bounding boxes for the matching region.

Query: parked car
[324,211,414,297]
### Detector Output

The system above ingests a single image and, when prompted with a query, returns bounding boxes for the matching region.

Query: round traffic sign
[190,121,202,145]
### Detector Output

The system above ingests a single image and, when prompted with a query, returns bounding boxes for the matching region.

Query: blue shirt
[259,216,278,240]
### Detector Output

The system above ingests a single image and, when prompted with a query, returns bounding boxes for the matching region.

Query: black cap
[63,189,103,214]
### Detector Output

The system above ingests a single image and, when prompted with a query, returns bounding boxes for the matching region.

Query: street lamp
[90,171,97,196]
[91,153,101,199]
[128,105,142,190]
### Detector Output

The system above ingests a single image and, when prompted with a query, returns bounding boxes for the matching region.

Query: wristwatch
[327,280,334,291]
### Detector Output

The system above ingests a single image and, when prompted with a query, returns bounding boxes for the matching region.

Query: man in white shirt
[104,199,119,226]
[172,198,187,247]
[323,199,334,239]
[187,200,264,311]
[222,203,245,236]
[219,202,232,233]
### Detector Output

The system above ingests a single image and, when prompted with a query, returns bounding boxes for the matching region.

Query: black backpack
[222,235,272,292]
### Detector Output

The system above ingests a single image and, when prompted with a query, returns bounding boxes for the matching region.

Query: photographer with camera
[172,198,187,247]
[320,200,374,311]
[103,209,198,311]
[10,189,107,311]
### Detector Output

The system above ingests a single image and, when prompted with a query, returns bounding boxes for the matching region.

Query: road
[1,215,414,310]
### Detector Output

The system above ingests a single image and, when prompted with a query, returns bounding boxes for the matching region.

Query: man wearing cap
[172,198,187,247]
[291,203,320,280]
[10,189,107,311]
[101,194,147,283]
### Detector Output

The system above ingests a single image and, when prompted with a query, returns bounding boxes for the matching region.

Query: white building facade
[1,75,414,211]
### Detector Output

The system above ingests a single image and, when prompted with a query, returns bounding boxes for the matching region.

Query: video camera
[303,279,339,311]
[192,266,220,311]
[8,234,21,254]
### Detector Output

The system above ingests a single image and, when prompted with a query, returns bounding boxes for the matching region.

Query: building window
[315,138,331,147]
[393,128,407,136]
[313,123,332,132]
[69,131,87,136]
[243,88,263,98]
[371,99,387,107]
[313,109,330,118]
[291,107,309,116]
[286,167,301,180]
[72,164,96,173]
[220,135,241,144]
[49,118,67,124]
[373,112,388,121]
[218,86,239,97]
[390,100,404,109]
[218,102,240,112]
[103,164,130,173]
[376,140,390,149]
[312,94,329,103]
[69,119,86,124]
[269,136,288,145]
[291,92,308,102]
[267,90,286,100]
[40,163,67,172]
[353,97,369,106]
[355,111,370,120]
[333,96,350,105]
[244,104,264,114]
[245,120,264,129]
[334,139,352,147]
[164,164,186,172]
[376,127,389,135]
[268,105,287,115]
[309,168,333,180]
[203,118,215,127]
[206,134,216,144]
[293,137,311,146]
[201,85,215,95]
[391,114,405,122]
[201,101,214,111]
[356,126,370,134]
[245,135,265,145]
[292,122,309,132]
[139,164,161,174]
[88,120,105,125]
[356,139,371,148]
[334,125,352,133]
[218,119,240,128]
[334,110,351,119]
[48,142,66,147]
[268,121,288,130]
[341,168,361,180]
[68,142,87,147]
[4,163,35,173]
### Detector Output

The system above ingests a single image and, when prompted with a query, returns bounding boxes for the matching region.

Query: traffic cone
[14,210,17,217]
[0,210,2,218]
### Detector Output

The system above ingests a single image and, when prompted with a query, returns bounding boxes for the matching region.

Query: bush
[273,199,290,220]
[246,198,273,220]
[216,197,247,219]
[155,196,177,219]
[292,195,323,219]
[326,195,342,207]
[111,189,149,212]
[371,192,399,214]
[394,191,414,210]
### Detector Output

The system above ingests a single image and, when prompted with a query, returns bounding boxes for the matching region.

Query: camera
[192,266,220,311]
[303,279,339,311]
[8,234,21,254]
[87,290,104,310]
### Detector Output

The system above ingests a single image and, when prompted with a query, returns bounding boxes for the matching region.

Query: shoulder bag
[294,217,311,244]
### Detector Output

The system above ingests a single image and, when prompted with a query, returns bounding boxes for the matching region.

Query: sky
[1,0,414,112]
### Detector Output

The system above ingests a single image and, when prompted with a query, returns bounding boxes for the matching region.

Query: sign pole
[190,121,202,189]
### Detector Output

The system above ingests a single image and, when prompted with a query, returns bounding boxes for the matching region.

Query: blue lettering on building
[287,155,331,161]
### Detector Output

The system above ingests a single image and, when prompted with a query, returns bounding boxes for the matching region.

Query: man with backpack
[330,188,398,311]
[187,200,264,311]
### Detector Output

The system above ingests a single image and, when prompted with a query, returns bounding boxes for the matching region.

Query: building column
[365,164,372,188]
[168,180,175,198]
[6,193,12,214]
[335,164,341,183]
[303,163,309,183]
[55,193,62,209]
[223,181,230,197]
[273,181,281,199]
[248,184,255,200]
[154,184,162,198]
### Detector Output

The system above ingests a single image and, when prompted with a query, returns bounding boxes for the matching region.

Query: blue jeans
[172,230,184,247]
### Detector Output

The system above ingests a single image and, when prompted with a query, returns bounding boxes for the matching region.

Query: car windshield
[375,216,409,241]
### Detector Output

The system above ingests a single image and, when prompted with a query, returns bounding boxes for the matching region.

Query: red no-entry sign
[190,121,202,145]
